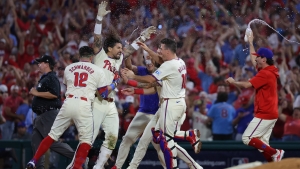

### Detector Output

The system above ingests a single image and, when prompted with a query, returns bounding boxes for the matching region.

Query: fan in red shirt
[226,35,284,163]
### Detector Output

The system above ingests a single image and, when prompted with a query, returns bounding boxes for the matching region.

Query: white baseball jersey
[152,58,186,98]
[192,112,212,141]
[94,49,123,98]
[64,62,108,100]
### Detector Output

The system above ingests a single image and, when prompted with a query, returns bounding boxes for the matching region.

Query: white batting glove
[97,1,111,21]
[140,26,156,41]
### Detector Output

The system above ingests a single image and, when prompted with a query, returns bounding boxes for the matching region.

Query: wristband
[96,16,103,21]
[134,88,144,95]
[127,80,138,87]
[94,23,102,35]
[110,83,116,90]
[131,42,139,50]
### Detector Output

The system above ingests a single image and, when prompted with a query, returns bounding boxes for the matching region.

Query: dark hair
[79,46,94,58]
[215,92,228,103]
[160,38,177,53]
[103,34,122,53]
[266,58,274,65]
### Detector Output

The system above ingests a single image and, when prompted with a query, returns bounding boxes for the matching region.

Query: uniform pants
[115,112,154,168]
[155,98,186,169]
[242,117,277,152]
[32,110,75,169]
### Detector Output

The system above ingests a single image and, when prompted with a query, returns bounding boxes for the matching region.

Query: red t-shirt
[2,96,23,121]
[284,116,300,138]
[249,65,279,119]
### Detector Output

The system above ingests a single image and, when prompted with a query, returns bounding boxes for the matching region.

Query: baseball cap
[35,55,56,66]
[252,47,273,59]
[0,84,8,93]
[10,85,20,92]
[17,122,26,128]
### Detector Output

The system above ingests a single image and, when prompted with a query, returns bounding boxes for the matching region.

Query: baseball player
[120,79,203,169]
[123,38,201,169]
[225,32,284,162]
[82,2,157,169]
[26,46,118,169]
[111,51,166,169]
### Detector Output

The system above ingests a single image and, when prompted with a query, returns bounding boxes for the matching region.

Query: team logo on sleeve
[154,70,161,75]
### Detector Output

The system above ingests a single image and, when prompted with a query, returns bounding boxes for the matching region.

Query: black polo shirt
[32,71,62,115]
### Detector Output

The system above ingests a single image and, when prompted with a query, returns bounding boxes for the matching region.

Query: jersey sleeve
[93,48,105,66]
[97,68,110,88]
[152,62,173,81]
[249,70,267,89]
[137,66,147,76]
[63,71,67,85]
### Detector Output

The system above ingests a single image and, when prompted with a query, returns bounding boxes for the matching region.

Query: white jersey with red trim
[152,58,186,98]
[63,62,108,101]
[94,49,123,98]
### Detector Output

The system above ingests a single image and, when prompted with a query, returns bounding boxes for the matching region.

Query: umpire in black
[30,55,74,169]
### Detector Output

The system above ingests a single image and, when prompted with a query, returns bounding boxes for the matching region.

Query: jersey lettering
[103,60,117,73]
[74,72,88,87]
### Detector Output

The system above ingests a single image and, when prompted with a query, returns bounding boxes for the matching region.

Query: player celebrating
[26,46,118,169]
[122,38,201,169]
[111,51,167,169]
[84,2,156,169]
[225,33,284,162]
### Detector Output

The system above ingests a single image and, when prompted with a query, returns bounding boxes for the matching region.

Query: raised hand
[140,26,156,41]
[97,1,111,21]
[120,70,129,84]
[122,68,135,79]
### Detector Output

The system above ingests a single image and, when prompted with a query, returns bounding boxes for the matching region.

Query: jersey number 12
[74,72,88,87]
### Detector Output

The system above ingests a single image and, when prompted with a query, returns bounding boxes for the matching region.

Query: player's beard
[114,53,122,60]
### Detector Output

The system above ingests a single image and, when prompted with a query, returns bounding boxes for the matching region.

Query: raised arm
[121,68,156,89]
[93,1,111,54]
[137,41,163,65]
[247,29,257,67]
[124,56,138,74]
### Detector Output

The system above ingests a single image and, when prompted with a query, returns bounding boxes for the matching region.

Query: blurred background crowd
[0,0,300,149]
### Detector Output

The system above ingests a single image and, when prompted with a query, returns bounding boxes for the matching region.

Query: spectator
[12,121,31,140]
[121,96,137,134]
[278,106,300,141]
[207,90,236,140]
[1,84,23,140]
[15,87,30,123]
[191,97,212,141]
[232,96,254,141]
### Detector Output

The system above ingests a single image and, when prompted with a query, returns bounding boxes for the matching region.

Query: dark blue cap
[252,47,273,59]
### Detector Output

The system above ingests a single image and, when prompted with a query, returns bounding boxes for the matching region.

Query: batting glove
[96,1,111,21]
[139,26,156,41]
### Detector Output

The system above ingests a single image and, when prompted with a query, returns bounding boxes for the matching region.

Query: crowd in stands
[0,0,300,147]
